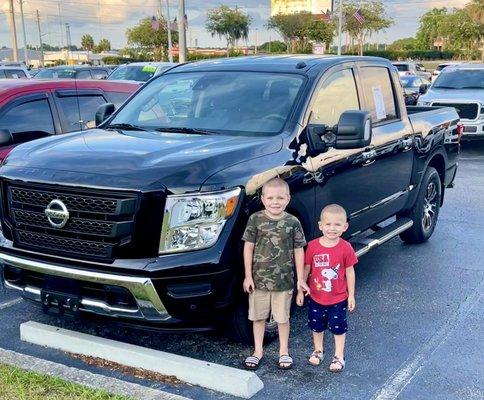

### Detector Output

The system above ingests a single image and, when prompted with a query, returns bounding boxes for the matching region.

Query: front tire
[399,167,441,244]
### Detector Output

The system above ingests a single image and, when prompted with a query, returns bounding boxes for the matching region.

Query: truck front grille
[432,102,479,120]
[3,183,139,261]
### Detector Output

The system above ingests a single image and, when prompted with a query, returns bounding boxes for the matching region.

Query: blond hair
[320,204,347,221]
[262,177,290,195]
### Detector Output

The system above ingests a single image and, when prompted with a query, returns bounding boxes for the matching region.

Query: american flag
[353,8,365,24]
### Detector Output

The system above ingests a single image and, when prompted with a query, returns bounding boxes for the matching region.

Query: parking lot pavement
[1,142,483,400]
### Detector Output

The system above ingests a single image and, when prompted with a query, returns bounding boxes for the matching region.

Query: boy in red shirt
[296,204,357,372]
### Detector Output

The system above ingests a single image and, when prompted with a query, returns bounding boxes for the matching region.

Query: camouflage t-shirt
[242,211,306,291]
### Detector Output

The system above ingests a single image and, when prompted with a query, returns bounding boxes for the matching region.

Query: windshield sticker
[372,86,387,120]
[142,66,157,73]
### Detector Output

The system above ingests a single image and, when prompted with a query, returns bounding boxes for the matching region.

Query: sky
[0,0,472,52]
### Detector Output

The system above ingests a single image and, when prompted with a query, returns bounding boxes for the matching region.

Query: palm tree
[81,34,95,61]
[465,0,484,60]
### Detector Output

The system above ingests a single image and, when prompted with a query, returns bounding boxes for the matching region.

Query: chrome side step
[352,218,413,257]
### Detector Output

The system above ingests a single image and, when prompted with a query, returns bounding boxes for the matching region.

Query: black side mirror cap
[305,124,328,157]
[334,110,372,149]
[0,129,13,146]
[419,83,428,94]
[95,103,115,127]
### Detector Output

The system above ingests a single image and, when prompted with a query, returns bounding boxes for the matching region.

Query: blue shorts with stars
[307,297,348,335]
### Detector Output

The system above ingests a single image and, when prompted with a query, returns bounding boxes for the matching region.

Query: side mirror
[0,129,13,146]
[419,83,428,94]
[95,103,115,126]
[305,124,328,157]
[334,110,372,149]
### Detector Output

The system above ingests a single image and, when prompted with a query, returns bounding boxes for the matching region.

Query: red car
[0,79,139,161]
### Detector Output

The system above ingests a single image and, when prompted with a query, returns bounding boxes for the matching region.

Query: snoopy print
[320,264,340,292]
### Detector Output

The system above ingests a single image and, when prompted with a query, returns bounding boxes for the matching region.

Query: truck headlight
[159,187,241,254]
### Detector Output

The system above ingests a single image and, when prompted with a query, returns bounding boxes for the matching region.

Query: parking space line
[371,278,483,400]
[0,297,22,310]
[0,347,191,400]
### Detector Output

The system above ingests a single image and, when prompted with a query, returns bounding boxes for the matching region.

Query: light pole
[36,10,44,67]
[177,0,187,62]
[8,0,19,61]
[18,0,28,65]
[337,0,343,55]
[163,0,173,62]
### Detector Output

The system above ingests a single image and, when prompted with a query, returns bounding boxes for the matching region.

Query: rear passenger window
[359,67,398,124]
[76,70,92,79]
[106,91,132,108]
[92,70,108,80]
[0,99,55,135]
[58,95,107,131]
[309,68,360,126]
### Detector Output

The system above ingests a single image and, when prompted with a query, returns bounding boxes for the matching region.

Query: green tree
[81,34,95,58]
[444,9,482,57]
[343,0,393,56]
[126,17,177,61]
[206,5,251,57]
[415,8,448,50]
[94,38,111,53]
[305,19,337,52]
[387,37,419,51]
[267,12,314,53]
[259,40,287,53]
[464,0,484,60]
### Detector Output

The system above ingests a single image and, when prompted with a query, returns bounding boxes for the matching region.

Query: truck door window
[359,67,398,124]
[309,68,360,126]
[58,95,107,131]
[0,99,55,135]
[5,69,27,79]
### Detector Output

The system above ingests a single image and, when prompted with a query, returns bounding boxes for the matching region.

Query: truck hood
[420,88,484,103]
[1,129,282,192]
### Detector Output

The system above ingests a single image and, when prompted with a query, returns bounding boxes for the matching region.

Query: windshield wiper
[434,86,457,89]
[153,127,217,135]
[459,86,483,89]
[107,123,149,131]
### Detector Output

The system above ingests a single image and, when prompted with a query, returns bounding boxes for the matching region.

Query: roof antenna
[296,61,306,69]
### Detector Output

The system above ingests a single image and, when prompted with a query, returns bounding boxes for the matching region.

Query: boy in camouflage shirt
[242,178,307,370]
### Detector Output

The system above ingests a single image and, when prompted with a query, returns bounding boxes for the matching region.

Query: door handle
[362,149,376,161]
[400,137,413,150]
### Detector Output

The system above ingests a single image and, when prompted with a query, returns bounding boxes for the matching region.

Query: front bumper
[461,120,484,139]
[0,251,169,321]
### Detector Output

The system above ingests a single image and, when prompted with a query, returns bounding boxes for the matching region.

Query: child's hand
[296,290,305,306]
[297,280,311,294]
[348,295,356,312]
[243,277,255,293]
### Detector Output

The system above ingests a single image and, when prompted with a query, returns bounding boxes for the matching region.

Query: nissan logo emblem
[44,199,70,228]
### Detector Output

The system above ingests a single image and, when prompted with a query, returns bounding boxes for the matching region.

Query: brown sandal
[309,350,324,366]
[329,356,345,372]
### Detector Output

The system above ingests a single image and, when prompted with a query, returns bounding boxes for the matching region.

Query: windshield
[433,69,484,89]
[394,64,409,72]
[110,71,305,136]
[35,68,77,79]
[107,65,159,82]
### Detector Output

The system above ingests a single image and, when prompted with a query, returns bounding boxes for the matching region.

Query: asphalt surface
[1,142,483,400]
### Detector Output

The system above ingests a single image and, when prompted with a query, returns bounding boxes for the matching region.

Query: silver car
[107,62,177,83]
[392,62,432,80]
[418,63,484,139]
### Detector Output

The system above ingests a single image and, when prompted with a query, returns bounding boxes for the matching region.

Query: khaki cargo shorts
[248,289,293,323]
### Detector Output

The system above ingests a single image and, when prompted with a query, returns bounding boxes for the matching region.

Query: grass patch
[0,363,133,400]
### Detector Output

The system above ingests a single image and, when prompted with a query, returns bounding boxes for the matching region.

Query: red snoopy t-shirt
[304,238,358,306]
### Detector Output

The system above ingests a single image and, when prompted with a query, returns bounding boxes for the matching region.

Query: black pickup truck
[0,56,460,342]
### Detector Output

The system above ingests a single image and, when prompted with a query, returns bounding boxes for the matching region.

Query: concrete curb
[0,347,190,400]
[20,321,264,399]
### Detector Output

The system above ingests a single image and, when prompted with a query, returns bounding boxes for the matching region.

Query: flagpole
[163,0,173,62]
[337,0,343,55]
